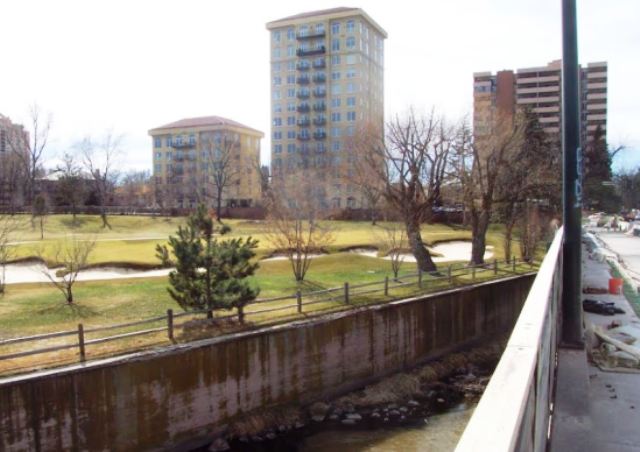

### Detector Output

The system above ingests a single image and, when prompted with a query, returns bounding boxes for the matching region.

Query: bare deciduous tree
[0,215,23,294]
[80,131,122,228]
[352,109,451,273]
[56,152,86,223]
[119,170,153,208]
[38,237,96,304]
[200,132,241,220]
[377,223,407,279]
[265,171,334,282]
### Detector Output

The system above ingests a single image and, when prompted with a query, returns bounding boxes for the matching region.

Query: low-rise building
[148,116,264,209]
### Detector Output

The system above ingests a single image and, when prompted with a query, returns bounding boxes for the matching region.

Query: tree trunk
[405,218,437,273]
[66,287,73,304]
[470,211,490,265]
[216,189,223,221]
[237,305,245,324]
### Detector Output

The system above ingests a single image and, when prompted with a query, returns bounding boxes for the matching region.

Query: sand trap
[352,241,494,263]
[2,262,171,285]
[262,253,325,262]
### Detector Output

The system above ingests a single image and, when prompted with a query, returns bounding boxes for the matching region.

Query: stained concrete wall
[0,275,534,451]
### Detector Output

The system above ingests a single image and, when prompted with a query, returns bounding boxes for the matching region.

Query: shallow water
[299,402,475,452]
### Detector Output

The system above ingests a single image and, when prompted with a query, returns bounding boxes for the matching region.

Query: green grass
[609,263,640,317]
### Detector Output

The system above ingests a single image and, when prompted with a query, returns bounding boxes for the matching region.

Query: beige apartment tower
[266,7,386,209]
[149,116,264,209]
[473,60,608,145]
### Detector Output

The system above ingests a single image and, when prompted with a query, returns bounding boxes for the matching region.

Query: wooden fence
[0,257,536,366]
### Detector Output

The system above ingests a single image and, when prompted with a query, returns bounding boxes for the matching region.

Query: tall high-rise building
[473,60,607,145]
[149,116,263,209]
[0,114,29,207]
[266,7,386,209]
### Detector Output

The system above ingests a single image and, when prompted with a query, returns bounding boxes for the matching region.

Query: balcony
[296,61,311,71]
[297,46,326,57]
[312,59,326,69]
[296,90,310,99]
[313,102,326,112]
[296,75,310,84]
[297,103,310,113]
[171,141,195,149]
[313,131,327,140]
[313,117,326,126]
[297,118,311,127]
[313,89,326,98]
[313,74,326,83]
[296,31,326,40]
[297,131,311,141]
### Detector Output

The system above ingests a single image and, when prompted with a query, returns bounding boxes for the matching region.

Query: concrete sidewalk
[552,235,640,451]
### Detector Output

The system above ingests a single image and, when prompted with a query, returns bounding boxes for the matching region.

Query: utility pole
[561,0,584,347]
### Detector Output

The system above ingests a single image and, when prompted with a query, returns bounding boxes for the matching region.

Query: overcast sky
[2,0,638,172]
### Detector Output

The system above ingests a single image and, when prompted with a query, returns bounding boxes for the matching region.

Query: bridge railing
[456,228,563,452]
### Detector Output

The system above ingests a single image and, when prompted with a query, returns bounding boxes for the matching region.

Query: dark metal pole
[561,0,583,347]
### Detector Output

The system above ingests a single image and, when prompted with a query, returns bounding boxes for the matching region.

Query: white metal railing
[456,228,563,452]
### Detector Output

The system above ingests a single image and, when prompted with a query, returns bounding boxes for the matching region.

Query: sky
[1,0,638,173]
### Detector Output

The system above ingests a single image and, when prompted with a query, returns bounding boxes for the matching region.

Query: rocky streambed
[202,341,503,452]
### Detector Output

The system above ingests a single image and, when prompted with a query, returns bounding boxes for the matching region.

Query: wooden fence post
[512,257,517,273]
[296,290,302,313]
[384,276,389,296]
[418,269,423,289]
[78,323,86,362]
[448,265,453,284]
[472,265,476,281]
[494,259,498,275]
[167,309,174,340]
[344,282,350,304]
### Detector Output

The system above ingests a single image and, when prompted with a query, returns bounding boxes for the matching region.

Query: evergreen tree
[163,204,259,323]
[583,125,621,212]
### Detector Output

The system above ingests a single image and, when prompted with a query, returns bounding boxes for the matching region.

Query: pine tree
[163,204,259,323]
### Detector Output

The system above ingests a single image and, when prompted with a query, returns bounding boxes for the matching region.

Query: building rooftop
[266,7,387,38]
[149,116,263,135]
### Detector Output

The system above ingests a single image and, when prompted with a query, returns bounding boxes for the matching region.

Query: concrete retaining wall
[0,275,534,451]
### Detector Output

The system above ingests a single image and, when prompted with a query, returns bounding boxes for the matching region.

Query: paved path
[598,231,640,282]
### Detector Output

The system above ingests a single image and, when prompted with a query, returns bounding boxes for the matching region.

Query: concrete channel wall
[0,275,534,451]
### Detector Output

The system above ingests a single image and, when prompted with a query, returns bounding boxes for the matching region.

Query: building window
[154,163,161,173]
[273,47,281,59]
[346,126,354,136]
[273,131,282,140]
[155,151,162,159]
[332,71,341,80]
[346,20,355,33]
[316,23,325,34]
[287,27,295,40]
[331,97,341,108]
[287,130,296,139]
[287,74,295,84]
[189,134,196,145]
[287,45,294,57]
[287,88,295,98]
[346,68,356,78]
[273,90,281,100]
[347,96,356,107]
[299,25,308,37]
[332,38,340,51]
[273,62,281,72]
[273,31,281,43]
[331,112,341,122]
[288,60,296,71]
[176,135,183,146]
[331,55,341,65]
[287,116,295,126]
[273,76,282,85]
[166,135,172,147]
[331,21,340,34]
[332,141,341,151]
[273,117,282,127]
[154,137,161,148]
[346,36,355,49]
[287,143,296,153]
[274,144,283,154]
[287,102,296,112]
[346,82,356,93]
[347,111,356,121]
[274,103,282,113]
[346,54,356,65]
[331,83,341,95]
[331,127,341,137]
[317,142,326,153]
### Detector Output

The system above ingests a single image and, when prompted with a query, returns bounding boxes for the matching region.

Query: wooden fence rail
[0,258,536,365]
